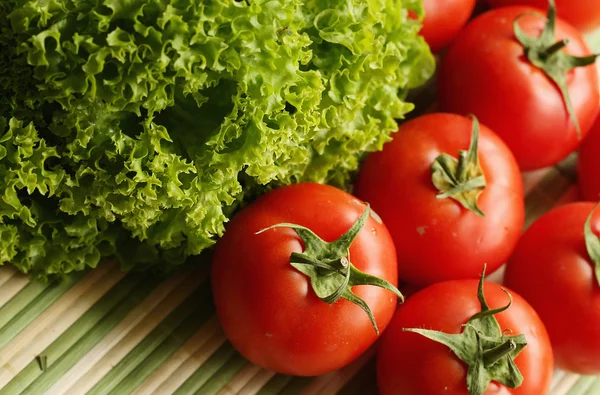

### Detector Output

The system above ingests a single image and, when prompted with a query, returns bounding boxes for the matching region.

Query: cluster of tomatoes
[210,1,600,394]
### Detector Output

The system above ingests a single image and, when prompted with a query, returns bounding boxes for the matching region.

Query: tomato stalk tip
[257,204,404,335]
[430,115,487,216]
[483,339,518,366]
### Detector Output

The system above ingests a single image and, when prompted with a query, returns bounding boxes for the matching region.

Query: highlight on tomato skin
[210,182,402,377]
[578,115,600,202]
[504,202,600,375]
[487,0,600,34]
[354,113,524,288]
[438,3,600,171]
[376,277,554,395]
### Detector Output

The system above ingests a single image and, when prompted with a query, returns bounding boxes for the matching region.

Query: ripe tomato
[578,116,600,201]
[354,113,524,287]
[438,5,600,171]
[504,202,600,374]
[487,0,600,33]
[377,278,554,394]
[419,0,477,53]
[211,183,401,376]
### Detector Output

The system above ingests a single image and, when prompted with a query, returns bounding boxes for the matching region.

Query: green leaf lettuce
[0,0,433,279]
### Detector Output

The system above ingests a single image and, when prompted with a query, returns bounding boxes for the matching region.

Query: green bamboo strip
[552,373,583,395]
[237,367,276,394]
[173,342,238,395]
[301,347,377,394]
[0,266,18,288]
[86,285,210,395]
[0,273,152,395]
[582,377,600,394]
[275,376,312,395]
[566,375,598,395]
[0,273,31,310]
[256,374,294,395]
[551,370,568,390]
[193,352,247,395]
[135,317,224,394]
[215,363,264,394]
[0,281,49,331]
[106,287,215,395]
[52,268,201,394]
[0,262,120,385]
[0,271,86,350]
[16,274,163,395]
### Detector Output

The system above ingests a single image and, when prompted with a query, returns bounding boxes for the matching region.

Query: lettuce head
[0,0,434,279]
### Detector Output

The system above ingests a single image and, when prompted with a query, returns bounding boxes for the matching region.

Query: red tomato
[578,116,600,201]
[377,279,554,395]
[211,183,400,376]
[354,113,524,287]
[438,6,600,171]
[504,202,600,374]
[419,0,477,53]
[487,0,600,33]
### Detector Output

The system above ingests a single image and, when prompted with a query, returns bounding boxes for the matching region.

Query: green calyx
[431,116,487,216]
[257,205,403,335]
[403,266,527,395]
[584,203,600,286]
[513,0,599,138]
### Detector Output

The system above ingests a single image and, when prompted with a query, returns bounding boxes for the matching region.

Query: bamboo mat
[1,24,600,395]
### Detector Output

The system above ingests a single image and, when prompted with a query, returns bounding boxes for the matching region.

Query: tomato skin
[377,280,554,395]
[210,183,399,376]
[354,113,524,287]
[438,7,600,171]
[504,202,600,374]
[420,0,477,53]
[487,0,600,33]
[578,116,600,202]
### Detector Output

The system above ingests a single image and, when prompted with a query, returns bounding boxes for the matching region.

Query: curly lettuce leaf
[0,0,434,279]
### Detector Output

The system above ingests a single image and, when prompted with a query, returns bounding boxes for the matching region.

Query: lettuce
[0,0,434,279]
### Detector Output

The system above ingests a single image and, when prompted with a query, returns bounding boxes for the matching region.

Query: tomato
[438,5,600,171]
[377,278,554,395]
[210,182,401,376]
[578,116,600,202]
[419,0,477,53]
[504,202,600,374]
[487,0,600,33]
[354,113,524,287]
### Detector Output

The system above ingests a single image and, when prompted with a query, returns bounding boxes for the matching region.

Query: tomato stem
[543,39,569,57]
[483,339,518,366]
[430,115,487,216]
[256,204,404,335]
[402,266,527,395]
[513,0,600,139]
